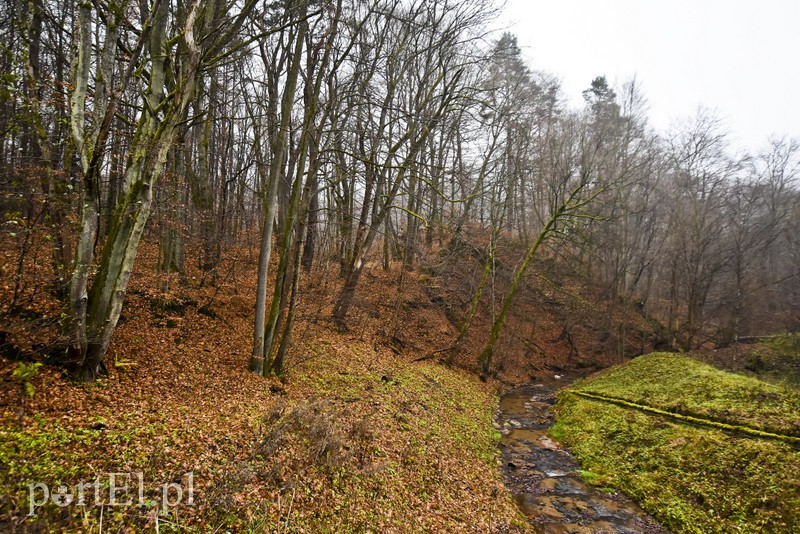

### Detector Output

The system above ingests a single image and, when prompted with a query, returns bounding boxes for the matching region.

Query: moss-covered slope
[552,353,800,533]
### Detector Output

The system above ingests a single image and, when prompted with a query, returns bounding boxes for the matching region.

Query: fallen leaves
[0,242,527,532]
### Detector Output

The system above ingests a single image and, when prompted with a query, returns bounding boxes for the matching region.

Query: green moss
[570,353,800,436]
[553,353,800,533]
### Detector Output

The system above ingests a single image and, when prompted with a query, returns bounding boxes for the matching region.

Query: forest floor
[0,241,532,532]
[2,236,796,532]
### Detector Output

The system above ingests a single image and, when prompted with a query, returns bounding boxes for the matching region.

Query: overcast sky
[497,0,800,153]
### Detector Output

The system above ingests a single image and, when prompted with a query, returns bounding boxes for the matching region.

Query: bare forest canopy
[1,0,799,380]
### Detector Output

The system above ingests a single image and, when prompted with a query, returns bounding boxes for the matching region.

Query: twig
[284,487,296,530]
[413,345,455,362]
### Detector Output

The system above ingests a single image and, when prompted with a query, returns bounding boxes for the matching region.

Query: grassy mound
[551,353,800,533]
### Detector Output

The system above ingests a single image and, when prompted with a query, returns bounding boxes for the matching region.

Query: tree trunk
[251,19,307,374]
[69,0,206,380]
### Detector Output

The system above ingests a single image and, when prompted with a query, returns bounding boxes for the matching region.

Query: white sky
[497,0,800,153]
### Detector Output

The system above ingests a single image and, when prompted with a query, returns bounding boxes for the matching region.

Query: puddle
[498,377,670,533]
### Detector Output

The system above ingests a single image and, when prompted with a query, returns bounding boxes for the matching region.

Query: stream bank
[497,376,670,534]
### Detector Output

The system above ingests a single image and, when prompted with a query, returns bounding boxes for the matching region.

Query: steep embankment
[426,232,657,384]
[551,353,800,533]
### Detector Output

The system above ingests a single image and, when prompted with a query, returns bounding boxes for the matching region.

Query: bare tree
[329,0,495,331]
[249,2,310,375]
[660,110,736,349]
[478,111,626,373]
[717,137,800,341]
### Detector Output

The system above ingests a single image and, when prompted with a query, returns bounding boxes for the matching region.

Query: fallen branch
[566,389,800,446]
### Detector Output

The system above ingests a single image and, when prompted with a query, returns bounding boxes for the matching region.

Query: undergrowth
[208,346,524,533]
[746,333,800,387]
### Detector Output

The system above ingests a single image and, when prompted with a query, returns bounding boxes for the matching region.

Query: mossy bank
[551,352,800,533]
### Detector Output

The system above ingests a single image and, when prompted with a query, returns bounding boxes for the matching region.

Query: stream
[497,375,670,534]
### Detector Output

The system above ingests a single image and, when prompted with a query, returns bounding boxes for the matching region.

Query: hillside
[2,0,799,531]
[1,240,556,532]
[1,234,795,531]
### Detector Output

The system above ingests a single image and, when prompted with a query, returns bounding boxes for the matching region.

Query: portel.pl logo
[28,472,194,517]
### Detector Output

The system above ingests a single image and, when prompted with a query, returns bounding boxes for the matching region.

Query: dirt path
[497,377,671,534]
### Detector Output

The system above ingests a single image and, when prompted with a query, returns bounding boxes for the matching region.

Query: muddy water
[498,377,670,534]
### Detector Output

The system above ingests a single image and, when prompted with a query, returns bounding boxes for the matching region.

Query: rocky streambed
[497,377,670,534]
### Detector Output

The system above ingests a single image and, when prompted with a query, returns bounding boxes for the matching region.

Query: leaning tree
[66,0,257,380]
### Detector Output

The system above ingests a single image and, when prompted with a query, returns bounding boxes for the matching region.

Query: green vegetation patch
[570,352,800,437]
[745,333,800,387]
[763,333,800,355]
[552,353,800,533]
